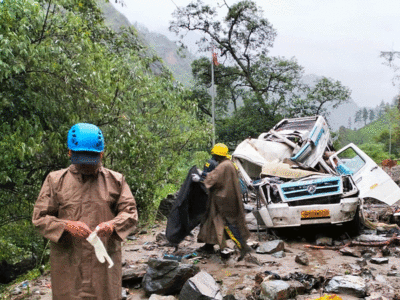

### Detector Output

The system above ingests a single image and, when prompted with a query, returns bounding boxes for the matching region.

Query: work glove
[65,221,92,239]
[96,220,115,238]
[191,173,201,182]
[86,231,114,268]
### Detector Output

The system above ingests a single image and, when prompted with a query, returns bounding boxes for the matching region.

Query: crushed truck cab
[232,115,400,230]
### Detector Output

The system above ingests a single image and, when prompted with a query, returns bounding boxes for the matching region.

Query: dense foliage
[0,0,210,265]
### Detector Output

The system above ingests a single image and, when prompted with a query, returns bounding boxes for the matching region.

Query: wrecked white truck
[232,115,400,233]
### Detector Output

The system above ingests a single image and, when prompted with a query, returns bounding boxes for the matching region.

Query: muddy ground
[8,220,400,300]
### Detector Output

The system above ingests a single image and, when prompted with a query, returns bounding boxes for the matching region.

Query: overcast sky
[111,0,400,108]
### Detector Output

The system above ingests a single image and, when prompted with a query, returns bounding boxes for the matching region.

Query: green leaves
[0,0,210,263]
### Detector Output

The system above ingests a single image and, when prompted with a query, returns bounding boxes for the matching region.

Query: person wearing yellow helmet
[195,143,231,182]
[192,143,251,260]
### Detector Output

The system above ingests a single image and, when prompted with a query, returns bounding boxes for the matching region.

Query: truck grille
[286,195,342,207]
[279,177,342,201]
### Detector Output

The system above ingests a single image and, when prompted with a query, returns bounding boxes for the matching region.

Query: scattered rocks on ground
[340,247,362,257]
[365,293,390,300]
[122,264,147,285]
[256,240,284,254]
[324,275,367,297]
[142,259,200,295]
[271,251,285,258]
[370,258,389,265]
[295,252,309,266]
[260,280,290,300]
[355,258,368,267]
[179,271,223,300]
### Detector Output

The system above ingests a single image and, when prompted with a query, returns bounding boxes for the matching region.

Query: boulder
[260,280,291,300]
[295,252,309,266]
[370,258,389,265]
[122,264,147,285]
[272,251,286,259]
[287,280,306,296]
[157,193,177,219]
[324,275,367,297]
[256,240,284,254]
[142,259,200,295]
[179,271,223,300]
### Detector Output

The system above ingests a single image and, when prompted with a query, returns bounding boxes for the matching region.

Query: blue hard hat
[67,123,104,152]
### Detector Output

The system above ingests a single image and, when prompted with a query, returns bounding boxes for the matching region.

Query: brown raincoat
[197,159,250,248]
[32,164,138,300]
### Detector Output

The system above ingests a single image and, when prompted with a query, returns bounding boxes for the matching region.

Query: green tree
[362,107,369,125]
[0,0,210,265]
[172,0,350,129]
[369,109,375,123]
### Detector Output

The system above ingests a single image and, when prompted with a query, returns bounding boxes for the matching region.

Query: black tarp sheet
[166,166,208,245]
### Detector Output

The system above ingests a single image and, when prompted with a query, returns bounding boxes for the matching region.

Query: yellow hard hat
[211,143,229,157]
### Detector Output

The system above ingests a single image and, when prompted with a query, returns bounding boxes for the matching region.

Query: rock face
[324,275,367,297]
[256,240,284,254]
[179,271,223,300]
[142,259,200,295]
[260,280,291,300]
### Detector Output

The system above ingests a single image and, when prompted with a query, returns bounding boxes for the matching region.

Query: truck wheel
[343,207,361,237]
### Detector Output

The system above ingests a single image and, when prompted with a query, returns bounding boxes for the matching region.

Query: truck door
[331,143,400,206]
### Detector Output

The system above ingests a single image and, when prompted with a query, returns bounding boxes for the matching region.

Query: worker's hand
[191,173,201,182]
[65,221,92,239]
[95,221,115,237]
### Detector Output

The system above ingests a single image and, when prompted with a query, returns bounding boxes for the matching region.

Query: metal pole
[211,47,215,146]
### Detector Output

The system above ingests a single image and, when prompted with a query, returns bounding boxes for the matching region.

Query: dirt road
[7,221,400,300]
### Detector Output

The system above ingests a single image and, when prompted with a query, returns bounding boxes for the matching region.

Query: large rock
[260,280,291,300]
[370,258,389,265]
[287,280,306,296]
[256,240,284,254]
[0,255,37,284]
[324,275,367,297]
[157,193,177,219]
[295,252,309,266]
[339,247,361,258]
[122,264,147,285]
[142,259,200,295]
[179,271,223,300]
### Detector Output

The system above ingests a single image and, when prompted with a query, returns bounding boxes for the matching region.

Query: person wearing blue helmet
[32,123,138,300]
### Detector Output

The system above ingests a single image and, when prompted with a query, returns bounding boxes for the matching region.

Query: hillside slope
[97,1,195,87]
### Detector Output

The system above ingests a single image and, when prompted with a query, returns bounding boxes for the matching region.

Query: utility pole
[211,47,215,146]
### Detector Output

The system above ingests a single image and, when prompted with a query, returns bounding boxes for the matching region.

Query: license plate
[301,209,330,219]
